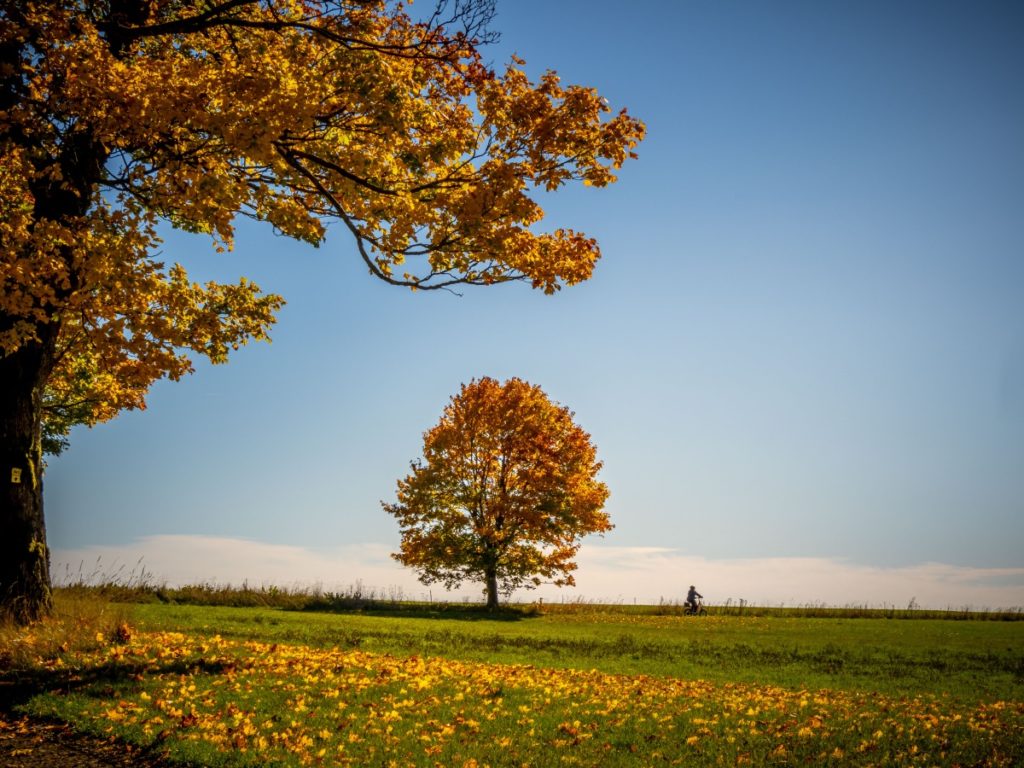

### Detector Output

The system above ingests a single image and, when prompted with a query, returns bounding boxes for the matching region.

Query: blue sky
[47,1,1024,607]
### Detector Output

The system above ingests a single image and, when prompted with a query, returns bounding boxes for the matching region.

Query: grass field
[2,590,1022,766]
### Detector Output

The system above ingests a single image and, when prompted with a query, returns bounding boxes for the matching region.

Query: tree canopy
[0,0,642,623]
[2,0,644,447]
[385,377,611,609]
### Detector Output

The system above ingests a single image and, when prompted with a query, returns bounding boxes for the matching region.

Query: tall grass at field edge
[46,559,1024,619]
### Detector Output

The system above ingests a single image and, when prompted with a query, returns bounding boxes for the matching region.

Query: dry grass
[0,591,131,671]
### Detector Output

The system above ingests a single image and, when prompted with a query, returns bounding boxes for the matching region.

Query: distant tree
[0,0,644,623]
[385,377,611,610]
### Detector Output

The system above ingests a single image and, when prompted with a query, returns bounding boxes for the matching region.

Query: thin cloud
[52,536,1024,610]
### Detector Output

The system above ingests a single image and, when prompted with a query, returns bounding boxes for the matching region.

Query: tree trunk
[0,137,106,627]
[484,568,499,611]
[0,329,56,624]
[1,7,113,626]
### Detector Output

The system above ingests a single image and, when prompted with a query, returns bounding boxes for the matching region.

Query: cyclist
[684,585,703,613]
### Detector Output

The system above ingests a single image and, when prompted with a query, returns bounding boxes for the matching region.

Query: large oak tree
[385,377,611,610]
[0,0,643,623]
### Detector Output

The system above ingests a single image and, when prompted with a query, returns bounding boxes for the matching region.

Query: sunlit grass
[125,601,1024,702]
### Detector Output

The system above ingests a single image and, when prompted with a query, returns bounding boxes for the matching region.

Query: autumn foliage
[1,0,644,449]
[385,377,611,609]
[0,0,643,622]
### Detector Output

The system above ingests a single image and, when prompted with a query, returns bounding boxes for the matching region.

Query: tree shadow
[290,600,539,622]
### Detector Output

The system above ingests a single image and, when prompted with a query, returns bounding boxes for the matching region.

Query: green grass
[122,602,1024,702]
[4,592,1023,766]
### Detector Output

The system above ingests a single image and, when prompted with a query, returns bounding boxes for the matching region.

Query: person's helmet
[689,585,695,589]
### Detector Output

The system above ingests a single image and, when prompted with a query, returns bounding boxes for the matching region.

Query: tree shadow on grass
[291,599,540,622]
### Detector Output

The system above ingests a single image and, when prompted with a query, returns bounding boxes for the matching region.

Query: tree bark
[484,568,499,611]
[0,326,57,624]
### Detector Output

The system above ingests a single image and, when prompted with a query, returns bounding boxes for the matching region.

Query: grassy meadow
[1,587,1022,766]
